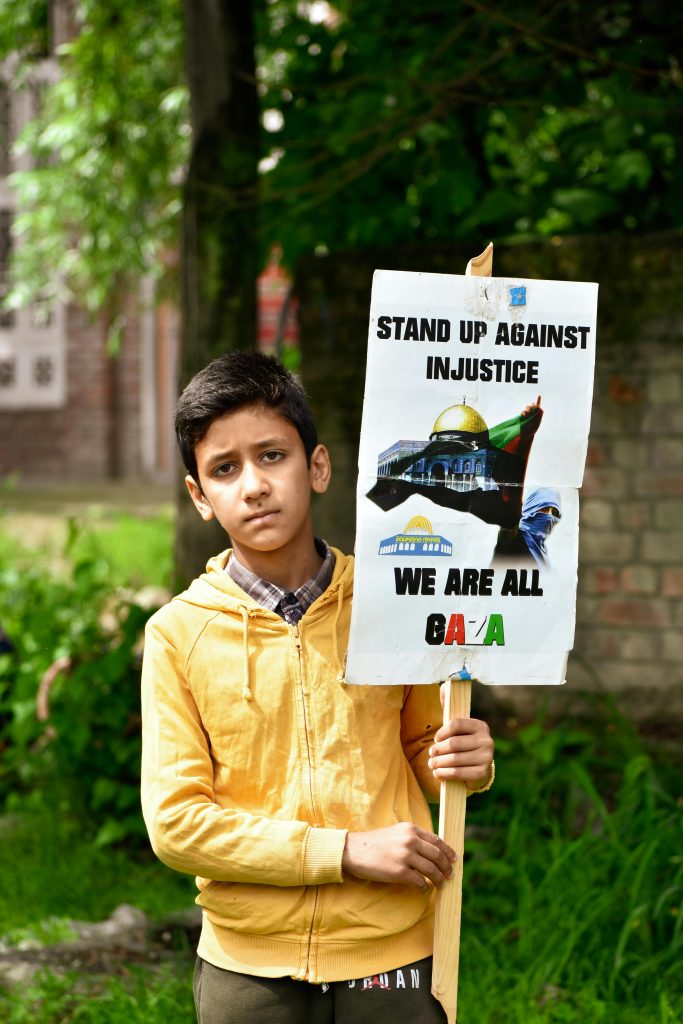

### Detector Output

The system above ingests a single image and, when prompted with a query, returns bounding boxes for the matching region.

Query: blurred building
[0,3,179,482]
[0,8,299,483]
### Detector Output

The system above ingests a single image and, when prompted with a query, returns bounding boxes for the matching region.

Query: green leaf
[93,817,131,847]
[607,151,653,191]
[552,188,619,226]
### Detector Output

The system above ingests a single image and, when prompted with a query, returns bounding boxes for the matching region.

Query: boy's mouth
[245,510,278,524]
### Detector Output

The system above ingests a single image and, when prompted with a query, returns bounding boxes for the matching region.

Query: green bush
[456,705,683,1023]
[0,523,157,845]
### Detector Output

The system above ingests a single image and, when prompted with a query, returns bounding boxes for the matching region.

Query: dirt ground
[1,479,174,516]
[0,479,175,550]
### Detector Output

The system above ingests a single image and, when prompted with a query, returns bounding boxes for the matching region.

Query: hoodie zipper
[293,624,318,822]
[293,622,321,982]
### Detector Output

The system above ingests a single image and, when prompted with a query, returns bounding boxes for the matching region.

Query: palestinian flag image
[366,398,543,529]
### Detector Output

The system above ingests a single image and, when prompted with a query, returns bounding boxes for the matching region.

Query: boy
[141,352,494,1024]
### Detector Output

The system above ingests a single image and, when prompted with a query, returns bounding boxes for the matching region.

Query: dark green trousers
[193,956,447,1024]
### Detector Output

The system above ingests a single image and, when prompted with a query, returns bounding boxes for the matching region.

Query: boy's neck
[231,537,324,592]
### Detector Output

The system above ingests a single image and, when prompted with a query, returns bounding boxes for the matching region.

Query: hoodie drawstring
[239,605,253,701]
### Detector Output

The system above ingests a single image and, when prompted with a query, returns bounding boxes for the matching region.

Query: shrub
[456,704,683,1022]
[0,523,158,845]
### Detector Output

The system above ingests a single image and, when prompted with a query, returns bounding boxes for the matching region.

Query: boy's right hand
[342,824,455,892]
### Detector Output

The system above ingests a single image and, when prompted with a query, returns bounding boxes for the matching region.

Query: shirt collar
[226,539,336,619]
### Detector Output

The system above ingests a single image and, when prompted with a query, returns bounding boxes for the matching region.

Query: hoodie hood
[170,547,355,700]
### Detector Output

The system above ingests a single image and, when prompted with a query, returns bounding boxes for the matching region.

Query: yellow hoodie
[141,548,444,984]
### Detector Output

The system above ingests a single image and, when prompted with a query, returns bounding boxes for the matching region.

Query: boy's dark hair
[175,351,318,482]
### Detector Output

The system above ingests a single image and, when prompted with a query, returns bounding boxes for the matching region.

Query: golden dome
[404,515,433,536]
[431,403,488,435]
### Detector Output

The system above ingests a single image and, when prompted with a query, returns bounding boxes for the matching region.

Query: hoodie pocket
[196,879,310,938]
[317,876,433,940]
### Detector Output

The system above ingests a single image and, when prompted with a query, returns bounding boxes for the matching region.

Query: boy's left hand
[427,692,494,789]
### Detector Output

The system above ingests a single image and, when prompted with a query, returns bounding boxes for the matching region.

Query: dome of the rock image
[431,403,488,436]
[403,515,433,536]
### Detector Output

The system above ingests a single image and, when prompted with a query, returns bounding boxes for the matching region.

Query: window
[0,83,10,177]
[0,355,15,387]
[0,209,14,328]
[0,65,66,411]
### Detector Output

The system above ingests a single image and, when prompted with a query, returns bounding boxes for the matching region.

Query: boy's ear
[309,443,332,494]
[185,474,215,521]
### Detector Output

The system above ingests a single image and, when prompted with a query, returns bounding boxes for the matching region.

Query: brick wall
[572,341,683,722]
[296,233,683,725]
[0,298,143,480]
[113,295,143,477]
[61,305,115,478]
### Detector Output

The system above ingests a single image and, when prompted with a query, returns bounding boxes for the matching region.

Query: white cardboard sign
[346,270,598,686]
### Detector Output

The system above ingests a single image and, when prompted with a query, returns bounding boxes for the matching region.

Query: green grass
[67,511,174,589]
[0,709,680,1023]
[0,510,174,590]
[454,712,683,1023]
[0,813,197,1022]
[0,967,196,1024]
[0,814,195,939]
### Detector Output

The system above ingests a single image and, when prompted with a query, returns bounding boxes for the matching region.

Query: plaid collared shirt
[226,539,336,625]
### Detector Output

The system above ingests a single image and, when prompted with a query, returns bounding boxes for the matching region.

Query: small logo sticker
[509,286,526,307]
[378,514,453,557]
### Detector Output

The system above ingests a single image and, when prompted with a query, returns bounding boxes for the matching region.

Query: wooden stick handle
[433,245,489,1020]
[431,677,472,1024]
[465,242,493,277]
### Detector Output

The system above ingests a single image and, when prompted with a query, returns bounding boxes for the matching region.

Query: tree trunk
[175,0,259,587]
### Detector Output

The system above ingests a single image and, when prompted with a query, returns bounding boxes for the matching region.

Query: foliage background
[3,1,683,315]
[0,1,682,1021]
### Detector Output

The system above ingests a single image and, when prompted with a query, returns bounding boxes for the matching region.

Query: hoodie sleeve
[399,684,442,803]
[140,616,347,886]
[400,683,494,802]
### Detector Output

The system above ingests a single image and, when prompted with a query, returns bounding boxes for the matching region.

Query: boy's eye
[214,462,236,477]
[261,450,284,463]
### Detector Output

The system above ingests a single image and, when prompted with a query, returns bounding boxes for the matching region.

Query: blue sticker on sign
[509,286,526,307]
[451,665,473,681]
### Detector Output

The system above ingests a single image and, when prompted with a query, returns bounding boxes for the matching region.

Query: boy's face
[185,403,330,569]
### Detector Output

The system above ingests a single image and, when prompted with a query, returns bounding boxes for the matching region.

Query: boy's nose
[241,462,269,498]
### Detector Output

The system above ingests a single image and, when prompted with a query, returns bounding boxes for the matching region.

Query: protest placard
[346,255,598,1023]
[347,266,598,687]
